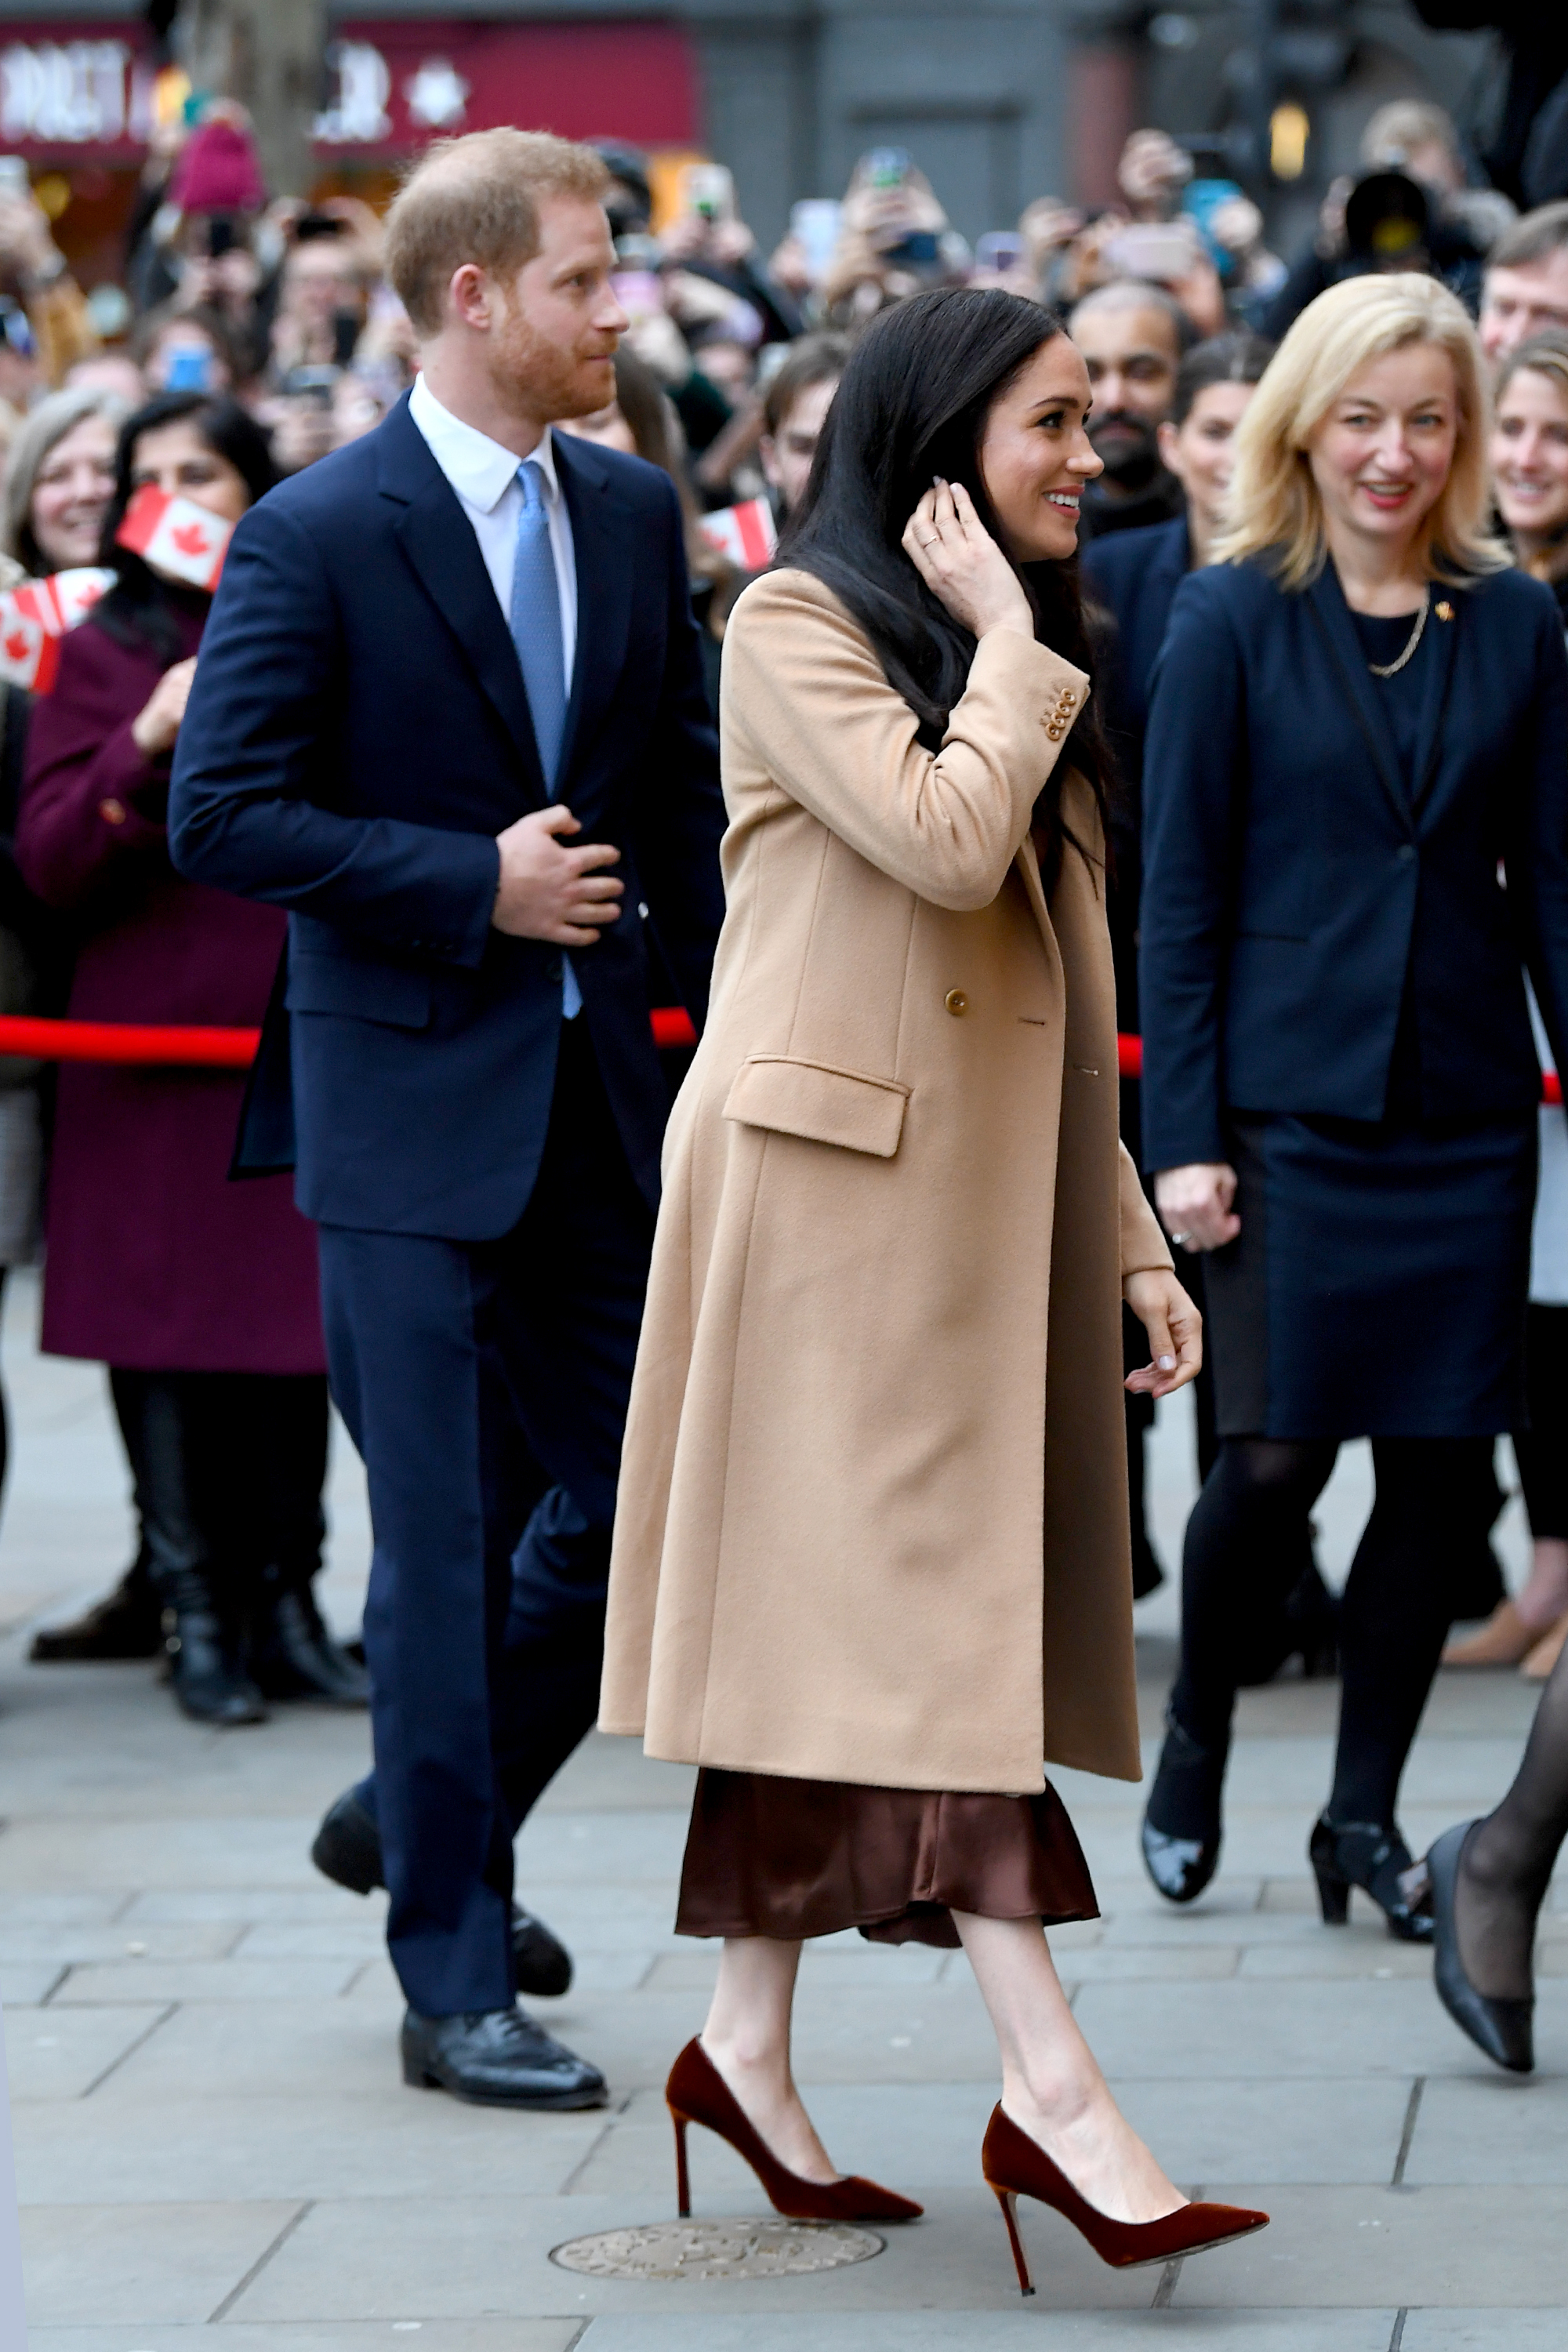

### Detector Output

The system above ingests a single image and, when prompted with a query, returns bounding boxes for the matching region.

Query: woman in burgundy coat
[17,391,365,1724]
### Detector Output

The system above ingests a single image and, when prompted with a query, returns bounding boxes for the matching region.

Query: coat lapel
[376,400,547,804]
[1409,585,1461,818]
[1305,566,1412,835]
[554,433,633,786]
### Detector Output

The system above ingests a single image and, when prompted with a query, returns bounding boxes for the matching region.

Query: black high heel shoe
[1309,1815,1433,1943]
[1141,1712,1225,1905]
[1426,1821,1534,2073]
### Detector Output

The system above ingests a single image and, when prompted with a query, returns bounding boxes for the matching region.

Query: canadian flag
[115,485,232,590]
[13,567,114,636]
[697,497,777,572]
[0,604,57,692]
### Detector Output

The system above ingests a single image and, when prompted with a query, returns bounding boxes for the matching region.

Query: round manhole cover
[550,2216,885,2281]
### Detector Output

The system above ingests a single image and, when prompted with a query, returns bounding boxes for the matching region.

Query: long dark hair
[95,392,280,662]
[778,287,1113,870]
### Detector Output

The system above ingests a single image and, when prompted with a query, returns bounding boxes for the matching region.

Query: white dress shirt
[408,371,577,692]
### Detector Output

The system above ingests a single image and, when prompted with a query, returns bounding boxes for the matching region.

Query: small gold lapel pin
[1435,600,1454,621]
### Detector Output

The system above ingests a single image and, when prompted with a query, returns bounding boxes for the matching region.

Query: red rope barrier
[0,1011,1554,1105]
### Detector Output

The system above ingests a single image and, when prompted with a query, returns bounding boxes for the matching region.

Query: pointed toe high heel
[666,2038,923,2223]
[1141,1711,1225,1906]
[981,2106,1268,2290]
[1309,1815,1433,1943]
[1426,1821,1534,2074]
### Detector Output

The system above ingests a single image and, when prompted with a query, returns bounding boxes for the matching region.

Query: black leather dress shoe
[312,1787,574,1997]
[401,2005,606,2108]
[30,1562,162,1661]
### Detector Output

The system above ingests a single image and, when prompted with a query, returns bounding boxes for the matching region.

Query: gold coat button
[1046,723,1064,740]
[100,798,126,826]
[945,989,968,1016]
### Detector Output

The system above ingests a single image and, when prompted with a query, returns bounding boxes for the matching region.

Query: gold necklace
[1366,586,1431,677]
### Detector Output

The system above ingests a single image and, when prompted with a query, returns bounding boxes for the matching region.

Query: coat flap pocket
[285,951,431,1031]
[724,1055,909,1158]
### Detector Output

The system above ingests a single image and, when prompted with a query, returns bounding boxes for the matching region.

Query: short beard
[1089,413,1160,488]
[487,291,612,426]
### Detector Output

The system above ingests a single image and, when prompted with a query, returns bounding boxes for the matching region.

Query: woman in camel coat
[601,291,1265,2282]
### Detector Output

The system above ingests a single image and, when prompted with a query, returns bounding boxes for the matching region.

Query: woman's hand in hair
[130,657,198,759]
[1123,1268,1203,1399]
[901,480,1033,641]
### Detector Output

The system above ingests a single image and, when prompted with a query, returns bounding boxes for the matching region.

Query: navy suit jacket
[169,397,724,1240]
[1138,556,1568,1173]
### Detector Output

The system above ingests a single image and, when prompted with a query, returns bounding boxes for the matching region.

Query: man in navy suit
[169,130,724,2106]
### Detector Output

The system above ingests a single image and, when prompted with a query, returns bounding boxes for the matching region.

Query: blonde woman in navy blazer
[1138,274,1568,1934]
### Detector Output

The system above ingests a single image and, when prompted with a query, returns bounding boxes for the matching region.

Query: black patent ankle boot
[159,1568,267,1726]
[1310,1815,1433,1942]
[1142,1710,1227,1904]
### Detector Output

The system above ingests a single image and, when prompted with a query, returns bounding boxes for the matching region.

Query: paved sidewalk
[0,1268,1561,2350]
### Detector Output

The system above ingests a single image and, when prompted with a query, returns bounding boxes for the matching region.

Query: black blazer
[169,396,724,1240]
[1138,556,1568,1172]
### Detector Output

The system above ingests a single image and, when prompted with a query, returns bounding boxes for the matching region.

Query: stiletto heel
[980,2105,1268,2273]
[672,2109,691,2217]
[664,2038,922,2223]
[993,2184,1035,2295]
[1308,1815,1432,1943]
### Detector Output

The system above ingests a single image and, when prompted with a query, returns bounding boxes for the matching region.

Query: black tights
[1166,1433,1495,1832]
[1457,1637,1568,2000]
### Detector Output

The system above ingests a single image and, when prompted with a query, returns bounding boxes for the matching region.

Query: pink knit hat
[170,117,267,214]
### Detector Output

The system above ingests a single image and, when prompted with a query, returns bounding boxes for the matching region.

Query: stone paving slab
[20,2198,303,2323]
[575,2314,1401,2350]
[1401,2317,1568,2350]
[1163,2186,1568,2306]
[53,1958,362,2004]
[5,2002,169,2100]
[32,2330,582,2352]
[224,2190,1157,2319]
[1403,2073,1568,2183]
[14,2090,608,2205]
[1073,1977,1568,2081]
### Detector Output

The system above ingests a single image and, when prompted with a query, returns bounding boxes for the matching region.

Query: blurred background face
[1493,367,1568,546]
[1306,343,1458,554]
[147,321,229,396]
[1071,300,1180,479]
[558,396,637,456]
[130,418,251,527]
[1480,253,1568,363]
[760,373,840,512]
[30,412,118,570]
[1158,379,1255,537]
[284,239,362,325]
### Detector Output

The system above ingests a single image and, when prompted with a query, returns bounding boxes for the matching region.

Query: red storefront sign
[0,19,697,158]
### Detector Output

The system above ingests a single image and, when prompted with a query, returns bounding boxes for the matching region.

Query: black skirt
[1203,1111,1534,1440]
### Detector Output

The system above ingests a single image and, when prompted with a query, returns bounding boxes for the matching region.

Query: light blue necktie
[510,457,580,1017]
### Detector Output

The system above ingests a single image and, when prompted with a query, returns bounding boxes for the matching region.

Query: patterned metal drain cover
[550,2216,885,2281]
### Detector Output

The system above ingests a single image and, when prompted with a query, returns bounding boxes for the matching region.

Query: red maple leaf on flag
[170,524,210,557]
[4,630,31,663]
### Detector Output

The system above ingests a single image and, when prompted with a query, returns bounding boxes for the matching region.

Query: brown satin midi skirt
[675,1768,1098,1949]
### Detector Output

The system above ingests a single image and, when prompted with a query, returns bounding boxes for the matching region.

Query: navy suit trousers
[318,1020,655,2015]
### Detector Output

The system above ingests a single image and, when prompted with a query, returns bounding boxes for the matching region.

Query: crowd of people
[0,67,1561,2277]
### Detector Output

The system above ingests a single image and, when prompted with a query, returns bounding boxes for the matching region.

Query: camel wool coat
[600,568,1171,1793]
